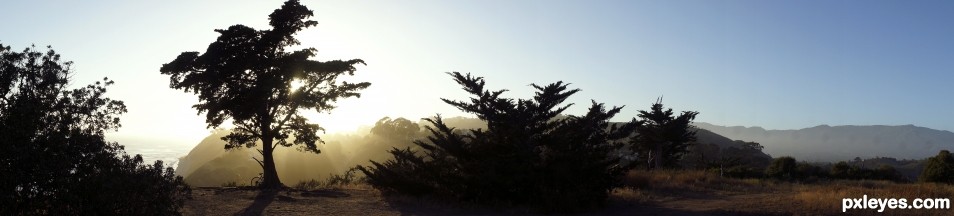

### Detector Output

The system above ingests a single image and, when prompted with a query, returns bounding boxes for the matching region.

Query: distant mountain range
[694,122,954,162]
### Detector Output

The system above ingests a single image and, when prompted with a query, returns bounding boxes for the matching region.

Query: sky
[3,0,953,152]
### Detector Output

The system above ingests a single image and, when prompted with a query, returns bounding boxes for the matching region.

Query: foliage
[371,117,422,141]
[360,72,639,212]
[687,141,771,178]
[360,147,441,197]
[828,161,905,182]
[367,117,422,154]
[294,167,361,190]
[872,165,905,181]
[760,157,906,182]
[765,156,798,180]
[829,161,852,179]
[322,167,360,188]
[160,0,370,188]
[920,150,954,184]
[631,98,699,169]
[294,179,322,191]
[222,181,239,187]
[720,141,771,177]
[795,162,826,180]
[0,44,189,215]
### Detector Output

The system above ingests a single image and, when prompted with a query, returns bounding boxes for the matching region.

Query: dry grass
[292,169,365,191]
[613,169,954,215]
[622,169,771,193]
[292,179,370,191]
[612,170,787,214]
[608,187,653,204]
[793,180,954,215]
[184,170,954,215]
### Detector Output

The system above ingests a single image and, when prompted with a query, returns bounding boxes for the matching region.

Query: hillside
[176,117,772,187]
[694,123,954,162]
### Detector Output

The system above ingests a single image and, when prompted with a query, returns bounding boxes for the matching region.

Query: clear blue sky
[3,0,953,150]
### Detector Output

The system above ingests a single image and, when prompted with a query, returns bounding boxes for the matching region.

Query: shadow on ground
[380,193,794,216]
[234,190,277,216]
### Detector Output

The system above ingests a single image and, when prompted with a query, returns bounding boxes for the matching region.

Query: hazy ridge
[172,117,764,186]
[694,122,954,162]
[126,121,954,176]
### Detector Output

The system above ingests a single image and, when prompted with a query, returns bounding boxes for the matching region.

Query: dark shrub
[765,156,798,180]
[920,150,954,184]
[360,72,638,213]
[0,44,190,215]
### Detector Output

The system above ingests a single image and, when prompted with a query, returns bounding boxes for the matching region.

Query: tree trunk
[646,151,654,170]
[261,134,283,189]
[653,143,663,169]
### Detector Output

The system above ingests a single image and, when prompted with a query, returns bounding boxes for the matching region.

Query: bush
[920,150,954,184]
[795,162,826,180]
[720,166,765,179]
[294,180,323,191]
[829,161,906,182]
[222,181,239,187]
[765,156,798,180]
[295,167,361,190]
[360,72,638,213]
[74,154,191,215]
[0,44,190,215]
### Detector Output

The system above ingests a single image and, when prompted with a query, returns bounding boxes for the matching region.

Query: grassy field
[617,170,954,215]
[182,170,954,215]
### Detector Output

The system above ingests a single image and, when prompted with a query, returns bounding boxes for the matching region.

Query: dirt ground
[612,191,796,216]
[181,185,798,215]
[182,185,504,216]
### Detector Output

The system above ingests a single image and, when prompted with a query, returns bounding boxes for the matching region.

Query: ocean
[122,142,195,170]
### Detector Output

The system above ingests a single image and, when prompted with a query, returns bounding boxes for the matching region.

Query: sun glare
[301,112,361,134]
[290,79,306,91]
[298,97,384,134]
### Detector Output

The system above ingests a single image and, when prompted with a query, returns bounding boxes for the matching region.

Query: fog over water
[122,142,193,169]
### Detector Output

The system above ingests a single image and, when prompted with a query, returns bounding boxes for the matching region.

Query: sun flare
[290,79,306,91]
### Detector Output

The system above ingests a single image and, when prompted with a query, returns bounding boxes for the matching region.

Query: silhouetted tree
[795,162,826,180]
[360,72,639,212]
[920,150,954,184]
[370,117,422,141]
[830,161,852,179]
[686,142,721,169]
[873,165,904,182]
[160,0,370,188]
[765,156,798,180]
[690,141,770,178]
[826,160,905,181]
[0,44,189,215]
[724,141,771,167]
[631,98,699,169]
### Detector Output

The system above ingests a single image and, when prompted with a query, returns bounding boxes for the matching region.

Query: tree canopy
[370,117,422,141]
[0,44,189,215]
[360,72,638,213]
[160,0,370,188]
[920,150,954,184]
[631,98,699,169]
[765,156,798,180]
